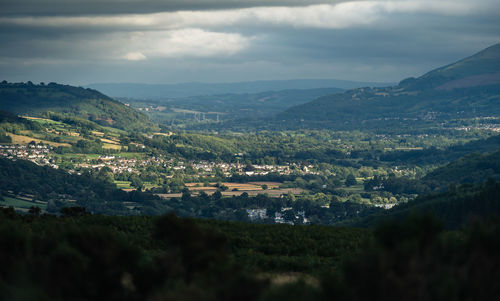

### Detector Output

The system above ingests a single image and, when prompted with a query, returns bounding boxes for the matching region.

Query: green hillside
[277,43,500,131]
[366,143,500,196]
[380,134,500,165]
[359,145,500,228]
[354,179,500,229]
[408,43,500,90]
[0,81,151,130]
[423,150,500,188]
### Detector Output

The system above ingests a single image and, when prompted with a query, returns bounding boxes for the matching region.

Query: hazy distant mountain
[277,43,500,130]
[0,81,151,130]
[130,87,346,125]
[87,79,393,99]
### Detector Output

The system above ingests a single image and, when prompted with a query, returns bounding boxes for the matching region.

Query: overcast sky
[1,0,499,85]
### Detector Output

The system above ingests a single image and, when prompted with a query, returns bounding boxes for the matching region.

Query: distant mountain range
[87,79,393,99]
[0,81,151,130]
[276,43,500,130]
[128,87,346,125]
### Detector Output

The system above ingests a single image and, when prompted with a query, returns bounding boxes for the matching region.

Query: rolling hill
[353,179,500,229]
[277,43,500,131]
[126,87,345,125]
[422,150,500,188]
[380,133,500,165]
[0,81,151,130]
[357,145,500,228]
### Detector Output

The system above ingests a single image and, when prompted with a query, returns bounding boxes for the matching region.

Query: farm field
[100,138,120,144]
[114,180,132,189]
[6,133,71,147]
[114,152,144,159]
[1,196,47,210]
[102,143,122,150]
[153,182,304,198]
[157,187,305,199]
[22,116,63,124]
[185,181,281,191]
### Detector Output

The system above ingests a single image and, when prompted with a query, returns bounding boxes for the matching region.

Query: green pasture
[1,196,47,210]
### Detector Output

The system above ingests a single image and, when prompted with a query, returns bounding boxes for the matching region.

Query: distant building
[246,208,267,221]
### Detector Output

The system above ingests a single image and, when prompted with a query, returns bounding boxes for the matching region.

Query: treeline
[158,190,381,224]
[380,134,500,165]
[40,111,101,131]
[366,149,500,195]
[1,208,499,300]
[0,80,113,101]
[127,129,498,168]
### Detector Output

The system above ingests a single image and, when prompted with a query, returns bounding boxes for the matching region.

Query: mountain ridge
[276,43,500,131]
[403,42,500,90]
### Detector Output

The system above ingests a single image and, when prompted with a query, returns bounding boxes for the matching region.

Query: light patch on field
[22,116,62,124]
[157,188,304,199]
[102,143,122,150]
[172,108,226,115]
[395,147,424,150]
[259,272,319,288]
[100,138,120,145]
[1,196,47,210]
[185,182,281,191]
[153,132,173,137]
[6,133,71,147]
[92,131,105,137]
[248,182,281,188]
[188,186,217,191]
[114,180,132,189]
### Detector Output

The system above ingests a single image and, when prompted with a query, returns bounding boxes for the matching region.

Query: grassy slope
[0,82,152,130]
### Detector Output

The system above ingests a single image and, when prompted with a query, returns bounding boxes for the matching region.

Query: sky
[0,0,499,85]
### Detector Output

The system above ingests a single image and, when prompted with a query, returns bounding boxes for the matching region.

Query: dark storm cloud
[0,0,499,85]
[0,0,349,16]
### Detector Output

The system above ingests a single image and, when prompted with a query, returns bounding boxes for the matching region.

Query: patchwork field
[1,196,47,210]
[6,133,71,147]
[157,188,305,199]
[157,182,304,199]
[22,116,63,124]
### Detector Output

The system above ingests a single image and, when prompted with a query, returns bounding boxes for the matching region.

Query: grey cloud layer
[0,0,499,84]
[0,0,348,16]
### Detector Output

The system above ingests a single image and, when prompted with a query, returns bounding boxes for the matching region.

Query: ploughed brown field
[186,182,281,190]
[157,182,304,198]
